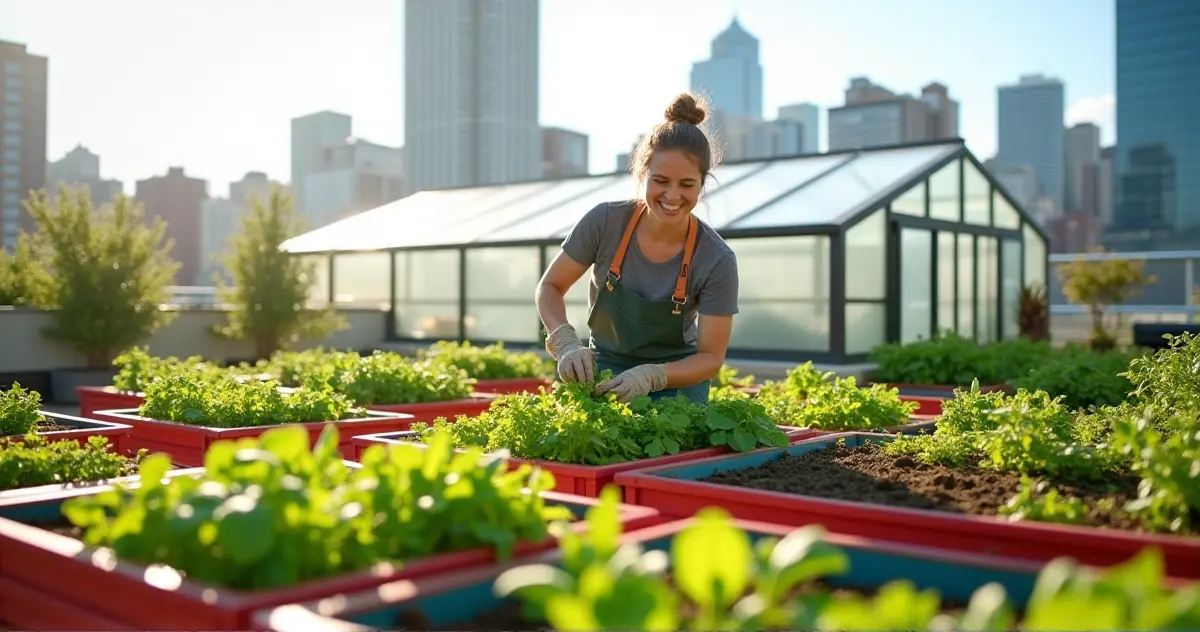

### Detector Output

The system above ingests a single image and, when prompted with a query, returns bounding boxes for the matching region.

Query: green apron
[587,206,710,404]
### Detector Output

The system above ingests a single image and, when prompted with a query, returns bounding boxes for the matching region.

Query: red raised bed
[0,474,660,630]
[870,382,1011,416]
[90,408,414,466]
[0,466,203,501]
[76,385,145,419]
[5,411,132,455]
[614,432,1200,579]
[351,425,819,497]
[367,393,499,423]
[471,377,551,395]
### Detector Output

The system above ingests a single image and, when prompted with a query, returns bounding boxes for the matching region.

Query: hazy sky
[0,0,1115,197]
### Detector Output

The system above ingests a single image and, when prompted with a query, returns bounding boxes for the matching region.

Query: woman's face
[642,149,703,228]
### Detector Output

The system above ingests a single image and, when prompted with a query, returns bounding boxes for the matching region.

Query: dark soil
[397,600,547,631]
[25,518,84,540]
[34,419,74,432]
[702,443,1150,532]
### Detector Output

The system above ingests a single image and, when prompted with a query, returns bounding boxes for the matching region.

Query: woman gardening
[535,93,739,404]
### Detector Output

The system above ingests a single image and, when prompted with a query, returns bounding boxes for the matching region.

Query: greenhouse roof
[282,140,967,254]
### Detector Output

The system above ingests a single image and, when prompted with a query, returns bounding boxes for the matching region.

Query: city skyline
[0,0,1114,194]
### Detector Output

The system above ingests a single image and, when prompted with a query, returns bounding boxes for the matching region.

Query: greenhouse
[282,138,1049,363]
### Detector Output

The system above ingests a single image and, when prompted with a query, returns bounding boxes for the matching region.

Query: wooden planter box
[90,409,413,466]
[4,411,131,455]
[249,516,1119,632]
[0,478,660,630]
[351,425,818,497]
[614,432,1200,579]
[366,393,499,424]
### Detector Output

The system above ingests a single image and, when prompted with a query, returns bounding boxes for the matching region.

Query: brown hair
[628,93,721,184]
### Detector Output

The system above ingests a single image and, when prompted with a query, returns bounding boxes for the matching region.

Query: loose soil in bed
[34,419,73,432]
[702,442,1154,532]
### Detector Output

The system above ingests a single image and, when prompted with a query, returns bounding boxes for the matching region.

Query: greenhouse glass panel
[728,236,829,351]
[455,176,622,244]
[976,236,998,343]
[304,255,330,307]
[928,160,961,222]
[900,228,933,343]
[845,303,886,355]
[1023,223,1046,289]
[1001,239,1023,339]
[394,249,461,339]
[488,176,641,243]
[993,189,1022,229]
[393,180,556,248]
[844,208,885,299]
[332,252,390,309]
[963,160,991,225]
[889,181,925,217]
[957,234,975,338]
[281,188,488,253]
[937,232,956,334]
[698,155,851,227]
[732,143,959,229]
[465,247,541,342]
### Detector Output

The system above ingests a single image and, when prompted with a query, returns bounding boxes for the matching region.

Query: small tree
[213,186,344,358]
[0,231,52,306]
[1058,246,1155,351]
[26,186,180,369]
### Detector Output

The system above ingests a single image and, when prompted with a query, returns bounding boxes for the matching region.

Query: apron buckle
[672,300,683,315]
[605,272,620,292]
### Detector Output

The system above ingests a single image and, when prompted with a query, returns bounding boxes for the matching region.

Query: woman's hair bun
[664,93,707,126]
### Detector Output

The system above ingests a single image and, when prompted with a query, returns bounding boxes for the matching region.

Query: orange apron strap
[670,216,699,314]
[606,204,644,288]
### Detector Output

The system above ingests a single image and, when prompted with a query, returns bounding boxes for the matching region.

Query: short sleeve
[698,252,739,316]
[560,202,609,266]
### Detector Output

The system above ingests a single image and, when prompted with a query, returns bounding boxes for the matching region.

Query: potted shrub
[1,383,130,454]
[23,186,180,405]
[0,424,660,629]
[616,350,1200,579]
[89,371,414,465]
[1018,282,1050,341]
[211,186,345,360]
[419,340,553,395]
[352,372,809,497]
[251,494,1196,631]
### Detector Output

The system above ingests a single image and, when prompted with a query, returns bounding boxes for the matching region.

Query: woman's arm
[535,250,589,333]
[663,314,732,387]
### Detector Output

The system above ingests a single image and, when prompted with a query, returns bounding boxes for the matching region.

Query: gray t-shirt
[560,200,739,348]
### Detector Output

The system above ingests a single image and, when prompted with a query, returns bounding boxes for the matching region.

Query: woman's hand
[545,324,595,383]
[595,364,668,402]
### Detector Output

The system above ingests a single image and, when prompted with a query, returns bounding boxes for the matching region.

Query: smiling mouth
[658,200,684,213]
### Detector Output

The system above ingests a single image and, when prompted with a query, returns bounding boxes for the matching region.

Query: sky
[0,0,1115,197]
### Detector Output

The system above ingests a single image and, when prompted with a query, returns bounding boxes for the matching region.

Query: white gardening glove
[545,324,595,383]
[595,364,668,403]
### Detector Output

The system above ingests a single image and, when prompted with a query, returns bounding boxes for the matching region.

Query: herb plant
[297,350,475,405]
[754,362,834,424]
[412,371,789,466]
[0,383,44,437]
[0,434,141,491]
[61,425,574,590]
[787,377,918,431]
[709,365,756,401]
[137,374,364,428]
[495,489,1200,631]
[111,346,230,393]
[421,340,553,381]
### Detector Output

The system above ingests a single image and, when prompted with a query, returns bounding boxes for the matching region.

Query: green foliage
[420,340,553,380]
[709,365,756,402]
[137,374,364,428]
[754,362,834,423]
[260,347,361,387]
[61,425,573,590]
[296,350,475,405]
[213,186,345,359]
[0,434,140,492]
[1057,247,1155,351]
[0,231,52,306]
[868,333,1055,387]
[0,382,44,436]
[787,377,918,431]
[494,493,1200,630]
[111,346,231,392]
[1124,331,1200,413]
[25,186,179,369]
[1010,345,1137,410]
[998,475,1089,525]
[1017,283,1050,341]
[411,372,789,465]
[1110,404,1200,533]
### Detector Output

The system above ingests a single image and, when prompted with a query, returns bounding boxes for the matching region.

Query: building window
[1,163,17,176]
[2,104,17,117]
[2,120,16,132]
[3,61,20,75]
[1,134,17,147]
[3,206,18,220]
[2,148,16,161]
[4,90,18,104]
[2,191,16,204]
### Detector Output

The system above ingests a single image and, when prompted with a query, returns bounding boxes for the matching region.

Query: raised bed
[76,385,145,418]
[471,377,551,395]
[0,466,202,501]
[0,478,661,630]
[250,516,1062,631]
[350,425,819,497]
[614,432,1200,579]
[5,410,131,455]
[870,382,1011,416]
[366,393,499,423]
[90,408,414,466]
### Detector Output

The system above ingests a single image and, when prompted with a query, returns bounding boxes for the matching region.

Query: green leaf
[671,507,751,609]
[215,493,275,564]
[705,409,736,430]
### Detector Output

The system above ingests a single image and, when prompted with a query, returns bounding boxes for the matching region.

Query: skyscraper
[1112,0,1200,236]
[404,0,540,194]
[290,111,352,213]
[0,40,47,250]
[777,103,820,154]
[135,167,208,285]
[1063,123,1100,213]
[690,17,764,122]
[995,74,1066,213]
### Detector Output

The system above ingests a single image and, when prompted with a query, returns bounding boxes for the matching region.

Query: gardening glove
[545,323,595,383]
[595,364,668,403]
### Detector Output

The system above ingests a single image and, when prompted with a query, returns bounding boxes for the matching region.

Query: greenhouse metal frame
[283,138,1050,364]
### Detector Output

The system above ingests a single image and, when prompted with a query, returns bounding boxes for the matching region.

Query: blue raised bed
[613,432,1200,579]
[250,517,1049,631]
